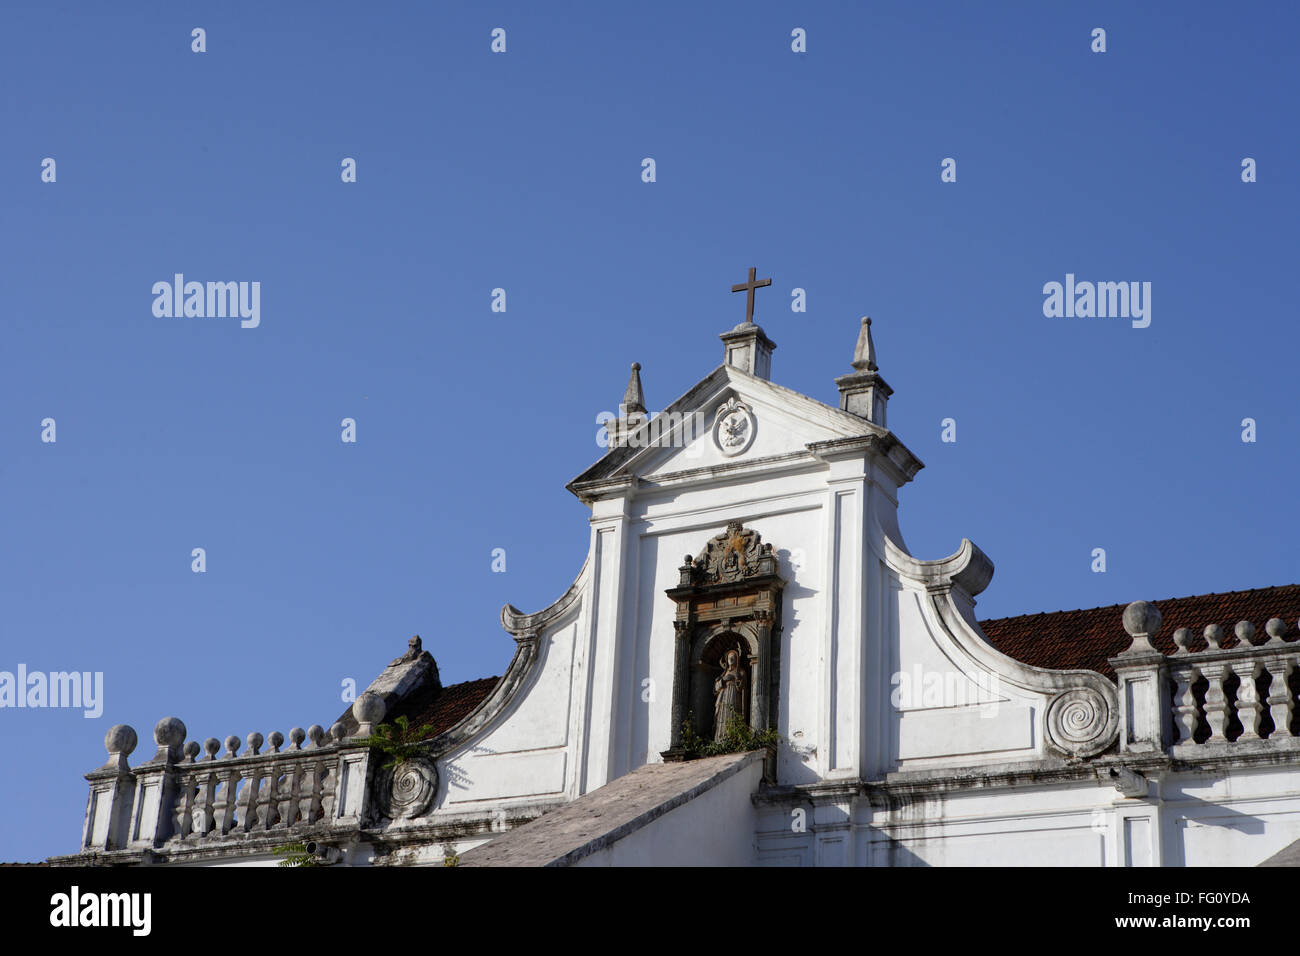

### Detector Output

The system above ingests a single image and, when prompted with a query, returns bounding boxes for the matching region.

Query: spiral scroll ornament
[377,756,438,819]
[1046,688,1117,758]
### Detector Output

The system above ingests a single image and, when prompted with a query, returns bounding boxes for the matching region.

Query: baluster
[284,728,307,827]
[248,770,269,832]
[1172,665,1200,744]
[319,758,338,822]
[266,732,285,829]
[192,769,214,838]
[195,739,220,837]
[1267,656,1294,739]
[304,726,327,825]
[302,760,322,825]
[284,767,303,829]
[181,742,202,839]
[239,732,264,831]
[241,767,262,832]
[173,767,196,842]
[265,768,284,830]
[215,736,240,835]
[1201,662,1230,741]
[1232,660,1262,740]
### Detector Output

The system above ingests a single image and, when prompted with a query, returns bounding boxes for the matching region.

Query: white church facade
[54,273,1300,867]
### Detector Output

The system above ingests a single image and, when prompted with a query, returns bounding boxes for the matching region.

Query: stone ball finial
[105,724,138,756]
[329,722,348,743]
[245,732,264,756]
[308,725,326,748]
[154,717,187,748]
[204,738,221,759]
[1119,601,1163,655]
[1266,618,1288,643]
[268,731,285,753]
[1172,627,1192,654]
[289,727,307,750]
[183,740,201,762]
[1235,621,1257,647]
[353,692,387,726]
[1122,601,1162,639]
[631,362,641,371]
[224,735,241,757]
[1204,624,1224,649]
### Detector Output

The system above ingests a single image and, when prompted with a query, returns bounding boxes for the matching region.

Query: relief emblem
[712,397,756,457]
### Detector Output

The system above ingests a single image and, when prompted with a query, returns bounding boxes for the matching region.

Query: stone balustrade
[1166,618,1300,754]
[78,692,390,859]
[1110,602,1300,760]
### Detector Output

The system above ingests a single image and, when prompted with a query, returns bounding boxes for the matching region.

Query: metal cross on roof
[730,266,772,325]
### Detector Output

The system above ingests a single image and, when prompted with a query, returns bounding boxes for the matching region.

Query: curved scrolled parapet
[499,556,587,636]
[884,534,1119,761]
[429,554,590,755]
[893,536,995,599]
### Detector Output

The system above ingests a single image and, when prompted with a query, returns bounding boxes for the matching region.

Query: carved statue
[713,648,746,741]
[389,635,424,667]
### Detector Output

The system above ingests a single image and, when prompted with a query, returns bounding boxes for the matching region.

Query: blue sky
[1,1,1296,861]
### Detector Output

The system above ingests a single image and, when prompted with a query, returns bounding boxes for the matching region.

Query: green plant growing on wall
[351,714,436,769]
[272,841,320,867]
[679,712,781,758]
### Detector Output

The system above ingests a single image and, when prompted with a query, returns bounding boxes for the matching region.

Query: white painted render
[415,352,1300,866]
[67,321,1300,867]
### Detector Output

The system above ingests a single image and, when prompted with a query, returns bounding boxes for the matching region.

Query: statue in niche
[713,648,747,741]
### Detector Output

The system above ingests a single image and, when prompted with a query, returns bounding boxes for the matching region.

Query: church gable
[636,373,886,482]
[59,267,1300,871]
[569,366,896,503]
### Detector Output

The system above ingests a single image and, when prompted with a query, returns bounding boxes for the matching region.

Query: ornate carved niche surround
[662,521,785,760]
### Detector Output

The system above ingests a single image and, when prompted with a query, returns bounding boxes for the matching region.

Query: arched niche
[663,521,785,760]
[688,626,760,741]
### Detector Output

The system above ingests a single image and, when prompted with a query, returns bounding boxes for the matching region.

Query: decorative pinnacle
[1120,600,1163,656]
[850,317,877,372]
[621,361,646,416]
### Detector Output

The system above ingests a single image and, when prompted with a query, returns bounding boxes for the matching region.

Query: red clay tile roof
[387,676,500,736]
[978,584,1300,681]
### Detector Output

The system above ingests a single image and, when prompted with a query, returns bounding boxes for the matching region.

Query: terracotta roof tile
[978,584,1300,681]
[386,676,499,736]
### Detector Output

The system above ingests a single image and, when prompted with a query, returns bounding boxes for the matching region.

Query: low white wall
[574,757,763,866]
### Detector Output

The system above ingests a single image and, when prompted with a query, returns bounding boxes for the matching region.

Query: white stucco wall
[400,363,1280,870]
[420,368,1080,821]
[754,764,1300,866]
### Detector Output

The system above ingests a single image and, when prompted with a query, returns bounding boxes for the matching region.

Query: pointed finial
[851,317,877,372]
[835,316,891,424]
[621,362,646,416]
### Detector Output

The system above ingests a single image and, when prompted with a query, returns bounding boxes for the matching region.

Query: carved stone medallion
[712,397,755,457]
[1046,688,1117,759]
[377,755,438,819]
[688,520,770,585]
